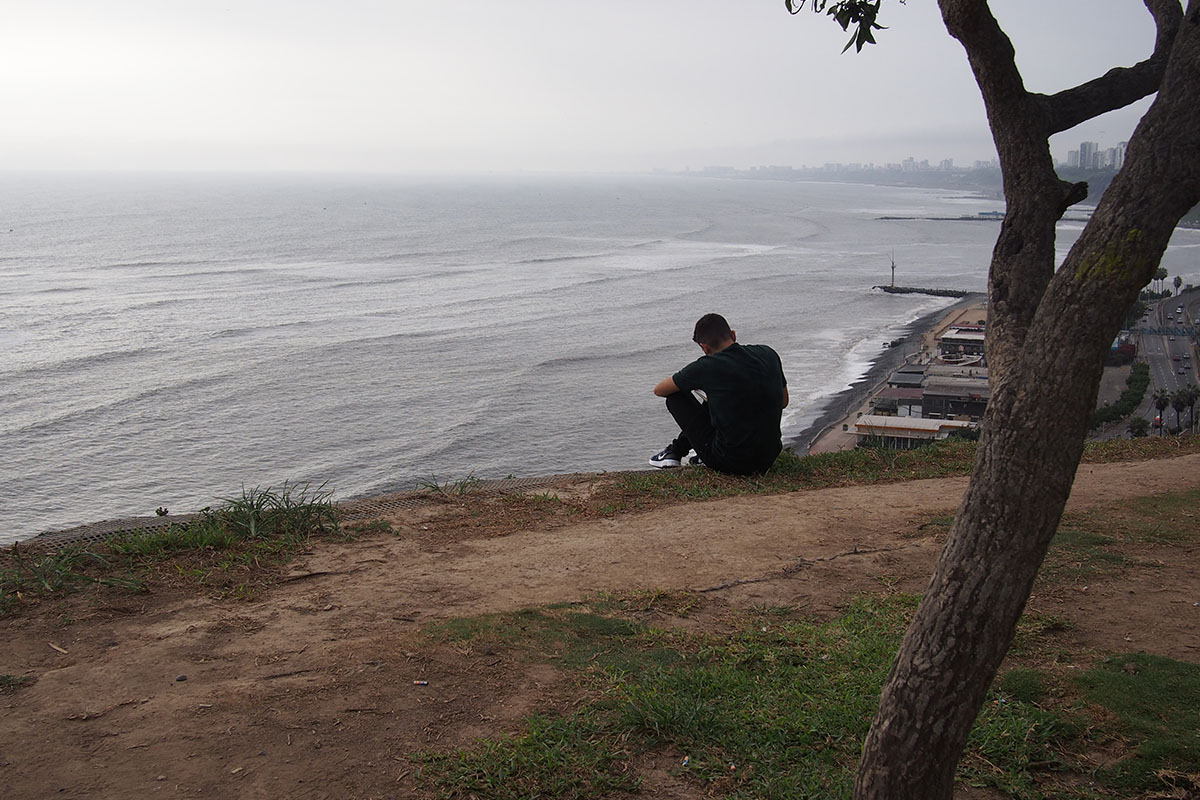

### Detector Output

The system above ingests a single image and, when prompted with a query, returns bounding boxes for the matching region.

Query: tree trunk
[853,2,1200,798]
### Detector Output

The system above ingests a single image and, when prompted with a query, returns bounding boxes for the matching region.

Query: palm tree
[1174,275,1183,295]
[1171,389,1189,433]
[1153,388,1171,435]
[1187,383,1200,434]
[1127,416,1151,438]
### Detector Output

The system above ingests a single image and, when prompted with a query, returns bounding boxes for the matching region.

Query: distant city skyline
[680,150,1149,175]
[1066,140,1128,171]
[680,157,999,174]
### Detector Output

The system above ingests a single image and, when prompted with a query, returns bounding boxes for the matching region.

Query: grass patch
[417,596,1108,799]
[0,544,146,613]
[417,710,640,799]
[343,519,395,535]
[1068,488,1200,546]
[595,436,1200,516]
[109,482,339,581]
[611,443,979,506]
[1,482,340,615]
[602,587,705,617]
[427,607,651,672]
[995,667,1049,704]
[1040,527,1128,584]
[963,697,1085,798]
[109,481,339,562]
[1009,612,1075,657]
[415,474,484,496]
[1075,653,1200,795]
[215,482,339,542]
[0,674,34,694]
[1036,488,1200,588]
[1079,434,1200,463]
[615,596,917,797]
[109,522,241,557]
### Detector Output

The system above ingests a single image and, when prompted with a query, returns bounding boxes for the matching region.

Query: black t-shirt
[673,342,787,474]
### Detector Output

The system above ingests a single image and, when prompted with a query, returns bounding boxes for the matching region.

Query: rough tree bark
[852,2,1200,798]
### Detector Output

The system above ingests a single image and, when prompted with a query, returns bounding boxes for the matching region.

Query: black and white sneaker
[688,453,705,467]
[649,444,684,468]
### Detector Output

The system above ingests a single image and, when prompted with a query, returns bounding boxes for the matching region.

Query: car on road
[1174,355,1183,361]
[1180,367,1188,374]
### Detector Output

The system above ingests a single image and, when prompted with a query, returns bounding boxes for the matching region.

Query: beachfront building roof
[938,327,987,359]
[923,376,991,421]
[853,414,976,450]
[925,364,989,381]
[886,371,925,389]
[870,386,924,417]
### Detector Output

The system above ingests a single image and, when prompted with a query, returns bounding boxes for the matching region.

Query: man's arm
[782,385,789,408]
[653,376,680,397]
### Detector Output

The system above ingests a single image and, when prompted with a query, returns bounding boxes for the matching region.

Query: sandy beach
[794,294,987,454]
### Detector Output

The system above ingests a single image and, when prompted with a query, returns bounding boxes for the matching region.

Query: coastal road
[1134,295,1198,430]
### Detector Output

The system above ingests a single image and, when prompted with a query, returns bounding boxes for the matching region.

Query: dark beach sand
[788,293,985,453]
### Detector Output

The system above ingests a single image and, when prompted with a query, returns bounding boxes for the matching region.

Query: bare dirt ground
[3,454,1200,799]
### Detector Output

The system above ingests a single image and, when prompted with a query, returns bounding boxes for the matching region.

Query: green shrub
[1092,363,1150,428]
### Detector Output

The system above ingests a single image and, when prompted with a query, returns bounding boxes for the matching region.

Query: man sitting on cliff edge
[649,313,788,475]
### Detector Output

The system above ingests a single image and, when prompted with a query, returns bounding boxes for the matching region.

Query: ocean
[2,172,1196,544]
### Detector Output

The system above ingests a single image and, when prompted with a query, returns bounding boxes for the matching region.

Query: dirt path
[3,454,1199,799]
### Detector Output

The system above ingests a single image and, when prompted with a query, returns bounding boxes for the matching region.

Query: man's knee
[665,391,700,414]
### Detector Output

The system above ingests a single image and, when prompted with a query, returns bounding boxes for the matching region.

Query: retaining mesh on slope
[19,473,607,550]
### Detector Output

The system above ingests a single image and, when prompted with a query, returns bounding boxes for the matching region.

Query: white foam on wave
[779,294,960,439]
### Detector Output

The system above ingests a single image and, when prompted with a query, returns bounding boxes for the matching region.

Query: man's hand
[654,376,680,397]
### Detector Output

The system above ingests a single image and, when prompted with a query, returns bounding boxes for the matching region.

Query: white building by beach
[937,327,986,362]
[853,415,977,449]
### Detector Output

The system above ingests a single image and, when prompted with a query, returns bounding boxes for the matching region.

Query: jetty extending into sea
[875,285,973,299]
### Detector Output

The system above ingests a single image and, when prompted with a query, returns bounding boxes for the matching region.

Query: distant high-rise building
[1115,141,1128,170]
[1067,150,1079,168]
[1078,141,1098,170]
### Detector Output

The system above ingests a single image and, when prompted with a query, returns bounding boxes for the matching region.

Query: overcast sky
[1,1,1161,173]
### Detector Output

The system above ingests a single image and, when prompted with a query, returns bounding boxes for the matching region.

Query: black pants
[665,391,732,472]
[665,392,775,475]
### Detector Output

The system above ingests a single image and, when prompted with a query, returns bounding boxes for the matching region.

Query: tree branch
[1037,0,1182,135]
[938,0,1067,378]
[938,0,1038,147]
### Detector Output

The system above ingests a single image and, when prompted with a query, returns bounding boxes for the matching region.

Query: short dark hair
[692,313,733,348]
